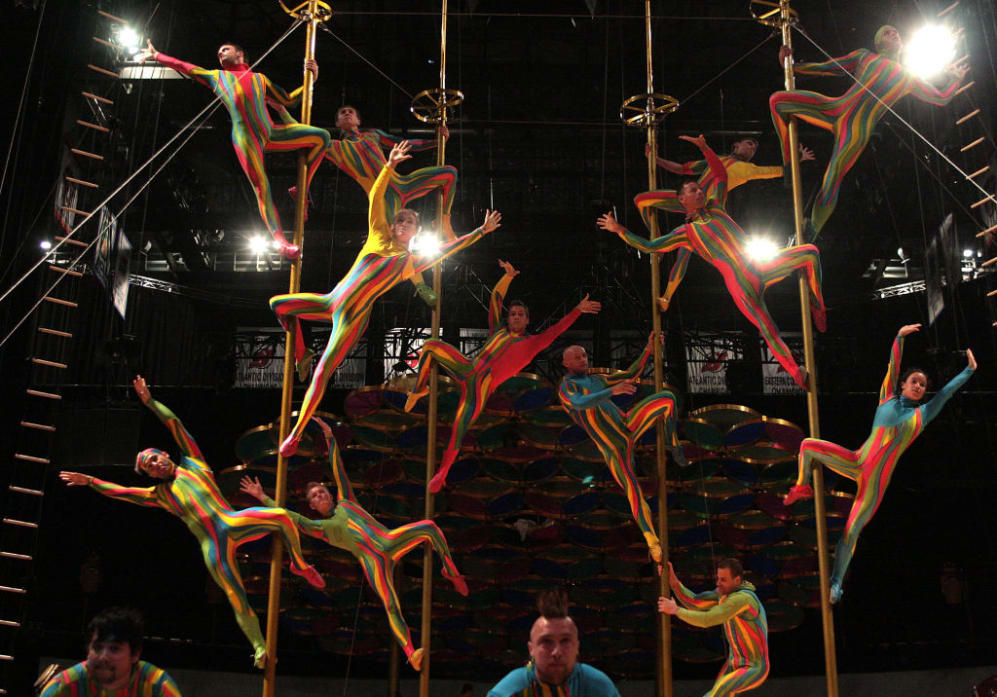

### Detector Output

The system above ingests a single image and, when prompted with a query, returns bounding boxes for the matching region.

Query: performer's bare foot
[253,646,267,669]
[279,434,300,457]
[811,306,827,332]
[296,348,314,382]
[442,568,469,596]
[291,563,326,589]
[404,389,429,413]
[415,282,438,308]
[656,294,672,313]
[428,467,449,494]
[830,582,843,604]
[644,532,662,563]
[783,484,813,506]
[408,648,424,672]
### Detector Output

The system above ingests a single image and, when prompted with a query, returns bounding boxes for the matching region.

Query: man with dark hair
[487,589,620,697]
[40,607,182,696]
[405,259,601,493]
[658,560,769,697]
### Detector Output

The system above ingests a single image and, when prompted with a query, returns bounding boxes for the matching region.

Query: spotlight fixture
[905,24,957,79]
[248,235,269,254]
[39,240,52,250]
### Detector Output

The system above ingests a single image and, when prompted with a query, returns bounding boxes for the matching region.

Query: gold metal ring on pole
[409,88,464,124]
[619,93,679,127]
[749,0,797,27]
[278,0,333,23]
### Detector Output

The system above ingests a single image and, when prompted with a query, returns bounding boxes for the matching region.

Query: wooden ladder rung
[971,195,996,209]
[47,265,83,278]
[955,80,975,96]
[70,148,103,161]
[92,36,115,49]
[20,420,56,432]
[30,357,67,370]
[38,327,73,339]
[87,64,118,79]
[0,551,33,561]
[937,0,959,17]
[9,486,43,496]
[59,206,90,217]
[0,586,25,595]
[26,389,61,400]
[2,519,38,530]
[42,296,78,308]
[77,119,110,133]
[988,288,997,297]
[967,165,990,180]
[978,224,997,238]
[982,256,997,268]
[961,137,985,152]
[56,235,89,248]
[14,453,50,464]
[81,91,113,105]
[956,108,980,125]
[98,9,127,22]
[65,176,98,188]
[0,620,21,628]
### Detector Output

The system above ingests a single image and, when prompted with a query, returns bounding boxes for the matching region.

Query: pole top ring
[619,93,680,127]
[410,88,465,124]
[749,0,798,27]
[279,0,333,23]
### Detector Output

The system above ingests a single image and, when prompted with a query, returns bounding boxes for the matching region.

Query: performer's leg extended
[354,547,421,667]
[392,165,459,240]
[830,467,887,600]
[756,244,827,330]
[634,189,683,233]
[197,534,267,666]
[785,438,862,505]
[372,514,468,596]
[600,434,661,561]
[405,339,472,411]
[429,374,493,494]
[231,133,297,258]
[810,115,874,234]
[703,663,769,697]
[625,390,686,465]
[268,122,333,201]
[226,508,325,588]
[768,89,836,166]
[269,292,334,364]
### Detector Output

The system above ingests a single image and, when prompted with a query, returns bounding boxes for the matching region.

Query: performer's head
[217,43,247,68]
[874,25,901,56]
[528,588,579,685]
[730,138,759,161]
[562,345,589,375]
[85,607,144,690]
[134,448,176,479]
[305,481,335,516]
[506,300,530,334]
[715,558,744,595]
[335,105,362,132]
[899,367,929,402]
[676,179,706,212]
[391,209,420,246]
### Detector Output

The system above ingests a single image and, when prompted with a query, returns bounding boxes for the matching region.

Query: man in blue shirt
[487,590,620,697]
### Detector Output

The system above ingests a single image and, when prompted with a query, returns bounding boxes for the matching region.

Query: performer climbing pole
[616,3,680,695]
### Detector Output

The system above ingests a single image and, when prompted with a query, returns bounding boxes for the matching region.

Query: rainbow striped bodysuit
[154,53,331,256]
[271,161,490,456]
[558,348,680,561]
[627,141,826,389]
[40,660,182,697]
[793,333,974,596]
[770,47,963,234]
[85,397,320,666]
[412,270,584,493]
[672,580,769,697]
[261,434,465,665]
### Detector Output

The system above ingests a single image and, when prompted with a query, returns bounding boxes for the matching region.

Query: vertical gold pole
[643,3,673,697]
[420,3,448,696]
[778,4,839,697]
[388,641,400,697]
[263,6,319,697]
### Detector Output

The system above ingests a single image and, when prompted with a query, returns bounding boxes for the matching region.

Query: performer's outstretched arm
[790,48,867,77]
[374,126,446,153]
[921,349,976,423]
[607,333,655,383]
[240,478,328,541]
[558,378,616,411]
[683,134,728,205]
[597,212,689,254]
[908,63,969,106]
[879,326,917,403]
[316,417,356,502]
[59,471,160,508]
[666,563,719,610]
[411,210,501,274]
[488,260,518,334]
[139,40,217,89]
[674,591,754,628]
[133,376,204,461]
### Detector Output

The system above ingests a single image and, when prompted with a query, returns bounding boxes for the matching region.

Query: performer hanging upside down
[272,141,501,457]
[59,376,325,669]
[239,418,467,672]
[784,323,976,603]
[275,103,457,307]
[405,259,602,493]
[640,137,814,311]
[138,39,331,260]
[659,560,769,697]
[770,27,969,235]
[605,134,826,390]
[559,335,685,562]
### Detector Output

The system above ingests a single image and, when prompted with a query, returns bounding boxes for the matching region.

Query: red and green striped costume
[85,398,320,666]
[154,52,331,257]
[412,270,584,493]
[271,161,490,456]
[627,139,826,389]
[558,346,680,561]
[40,660,182,697]
[672,580,769,697]
[261,432,465,664]
[792,333,974,596]
[770,47,963,234]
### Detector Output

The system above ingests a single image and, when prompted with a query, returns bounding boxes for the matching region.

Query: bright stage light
[745,236,778,262]
[963,248,974,258]
[114,25,142,52]
[248,235,269,254]
[905,24,956,79]
[39,240,52,250]
[410,231,441,258]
